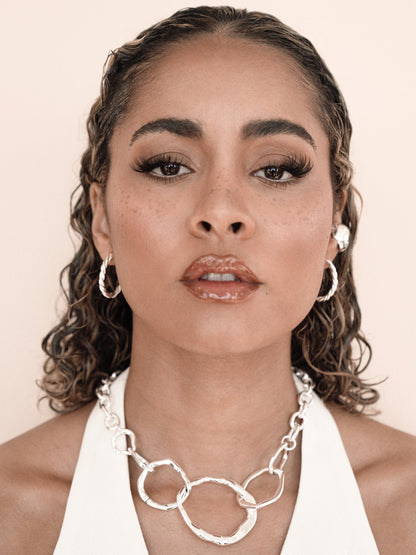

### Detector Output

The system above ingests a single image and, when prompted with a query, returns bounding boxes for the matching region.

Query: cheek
[105,185,181,309]
[104,177,216,342]
[261,187,333,324]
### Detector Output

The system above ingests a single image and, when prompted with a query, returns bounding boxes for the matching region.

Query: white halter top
[54,370,379,554]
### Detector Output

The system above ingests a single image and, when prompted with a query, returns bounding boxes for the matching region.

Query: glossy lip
[180,254,262,303]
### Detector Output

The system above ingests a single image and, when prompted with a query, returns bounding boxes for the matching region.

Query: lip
[180,254,261,303]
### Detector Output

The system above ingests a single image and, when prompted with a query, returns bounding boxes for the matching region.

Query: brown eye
[264,166,285,180]
[159,162,181,176]
[152,161,191,178]
[254,165,292,182]
[132,154,193,181]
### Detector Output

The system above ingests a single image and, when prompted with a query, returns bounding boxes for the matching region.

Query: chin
[174,327,281,357]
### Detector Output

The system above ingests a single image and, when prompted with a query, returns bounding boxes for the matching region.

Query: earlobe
[90,183,112,259]
[326,189,349,261]
[326,222,351,261]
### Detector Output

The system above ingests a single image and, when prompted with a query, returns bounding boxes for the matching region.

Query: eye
[252,156,313,185]
[132,154,193,181]
[253,166,293,182]
[152,160,191,178]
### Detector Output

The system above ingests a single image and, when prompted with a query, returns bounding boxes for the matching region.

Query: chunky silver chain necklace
[96,368,314,546]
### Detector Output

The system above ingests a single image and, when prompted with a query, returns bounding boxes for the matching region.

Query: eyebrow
[241,119,316,149]
[130,118,202,145]
[130,117,315,149]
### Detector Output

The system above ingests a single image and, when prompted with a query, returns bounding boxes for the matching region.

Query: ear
[90,183,112,260]
[326,189,347,261]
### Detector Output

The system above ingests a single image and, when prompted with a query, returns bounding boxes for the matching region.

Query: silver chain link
[96,368,314,546]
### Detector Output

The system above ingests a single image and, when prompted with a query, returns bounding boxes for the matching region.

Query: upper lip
[181,254,261,283]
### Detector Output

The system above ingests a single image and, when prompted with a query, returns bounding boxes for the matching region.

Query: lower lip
[181,280,260,302]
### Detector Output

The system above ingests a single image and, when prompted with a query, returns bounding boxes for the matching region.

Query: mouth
[200,272,242,282]
[180,254,261,303]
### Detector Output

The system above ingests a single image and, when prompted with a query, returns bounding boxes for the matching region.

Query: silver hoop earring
[332,224,350,252]
[316,260,338,302]
[99,254,121,299]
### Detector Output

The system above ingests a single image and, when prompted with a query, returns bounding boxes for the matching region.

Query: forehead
[116,34,328,149]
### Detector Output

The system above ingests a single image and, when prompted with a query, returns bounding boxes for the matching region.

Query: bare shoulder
[329,403,416,554]
[0,402,94,554]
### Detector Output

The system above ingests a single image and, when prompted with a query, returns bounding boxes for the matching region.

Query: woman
[1,6,415,554]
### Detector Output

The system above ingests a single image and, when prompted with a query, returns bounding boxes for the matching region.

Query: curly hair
[40,6,378,412]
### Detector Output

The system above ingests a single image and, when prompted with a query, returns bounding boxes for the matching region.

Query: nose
[188,184,256,240]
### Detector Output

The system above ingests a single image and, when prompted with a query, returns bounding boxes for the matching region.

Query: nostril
[195,220,245,234]
[230,222,242,233]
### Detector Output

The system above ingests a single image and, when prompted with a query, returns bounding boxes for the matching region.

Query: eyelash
[132,153,313,186]
[132,154,190,183]
[252,155,313,187]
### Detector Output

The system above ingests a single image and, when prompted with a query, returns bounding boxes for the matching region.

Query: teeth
[200,272,240,282]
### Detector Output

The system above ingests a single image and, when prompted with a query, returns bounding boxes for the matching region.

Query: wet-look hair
[40,6,378,412]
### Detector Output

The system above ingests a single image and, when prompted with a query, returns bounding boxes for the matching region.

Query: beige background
[1,0,415,443]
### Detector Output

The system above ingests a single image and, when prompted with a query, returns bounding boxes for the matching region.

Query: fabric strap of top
[281,376,379,554]
[54,370,147,554]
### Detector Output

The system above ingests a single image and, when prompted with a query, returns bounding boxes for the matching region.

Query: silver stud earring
[316,259,338,302]
[99,253,121,299]
[332,224,350,252]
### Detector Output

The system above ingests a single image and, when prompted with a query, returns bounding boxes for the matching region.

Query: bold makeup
[132,152,312,187]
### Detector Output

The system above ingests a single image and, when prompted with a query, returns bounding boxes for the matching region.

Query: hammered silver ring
[240,467,285,510]
[138,459,191,511]
[176,476,257,546]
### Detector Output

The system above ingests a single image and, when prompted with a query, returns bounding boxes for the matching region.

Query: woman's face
[91,35,342,355]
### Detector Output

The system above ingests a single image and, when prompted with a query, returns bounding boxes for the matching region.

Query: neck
[124,325,300,482]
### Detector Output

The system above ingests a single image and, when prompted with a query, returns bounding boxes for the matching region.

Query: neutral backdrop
[1,0,415,442]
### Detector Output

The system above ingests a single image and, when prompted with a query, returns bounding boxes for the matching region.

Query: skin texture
[1,36,415,554]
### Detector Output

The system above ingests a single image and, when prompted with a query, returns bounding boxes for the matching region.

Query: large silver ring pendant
[176,476,258,546]
[240,467,285,510]
[137,459,191,511]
